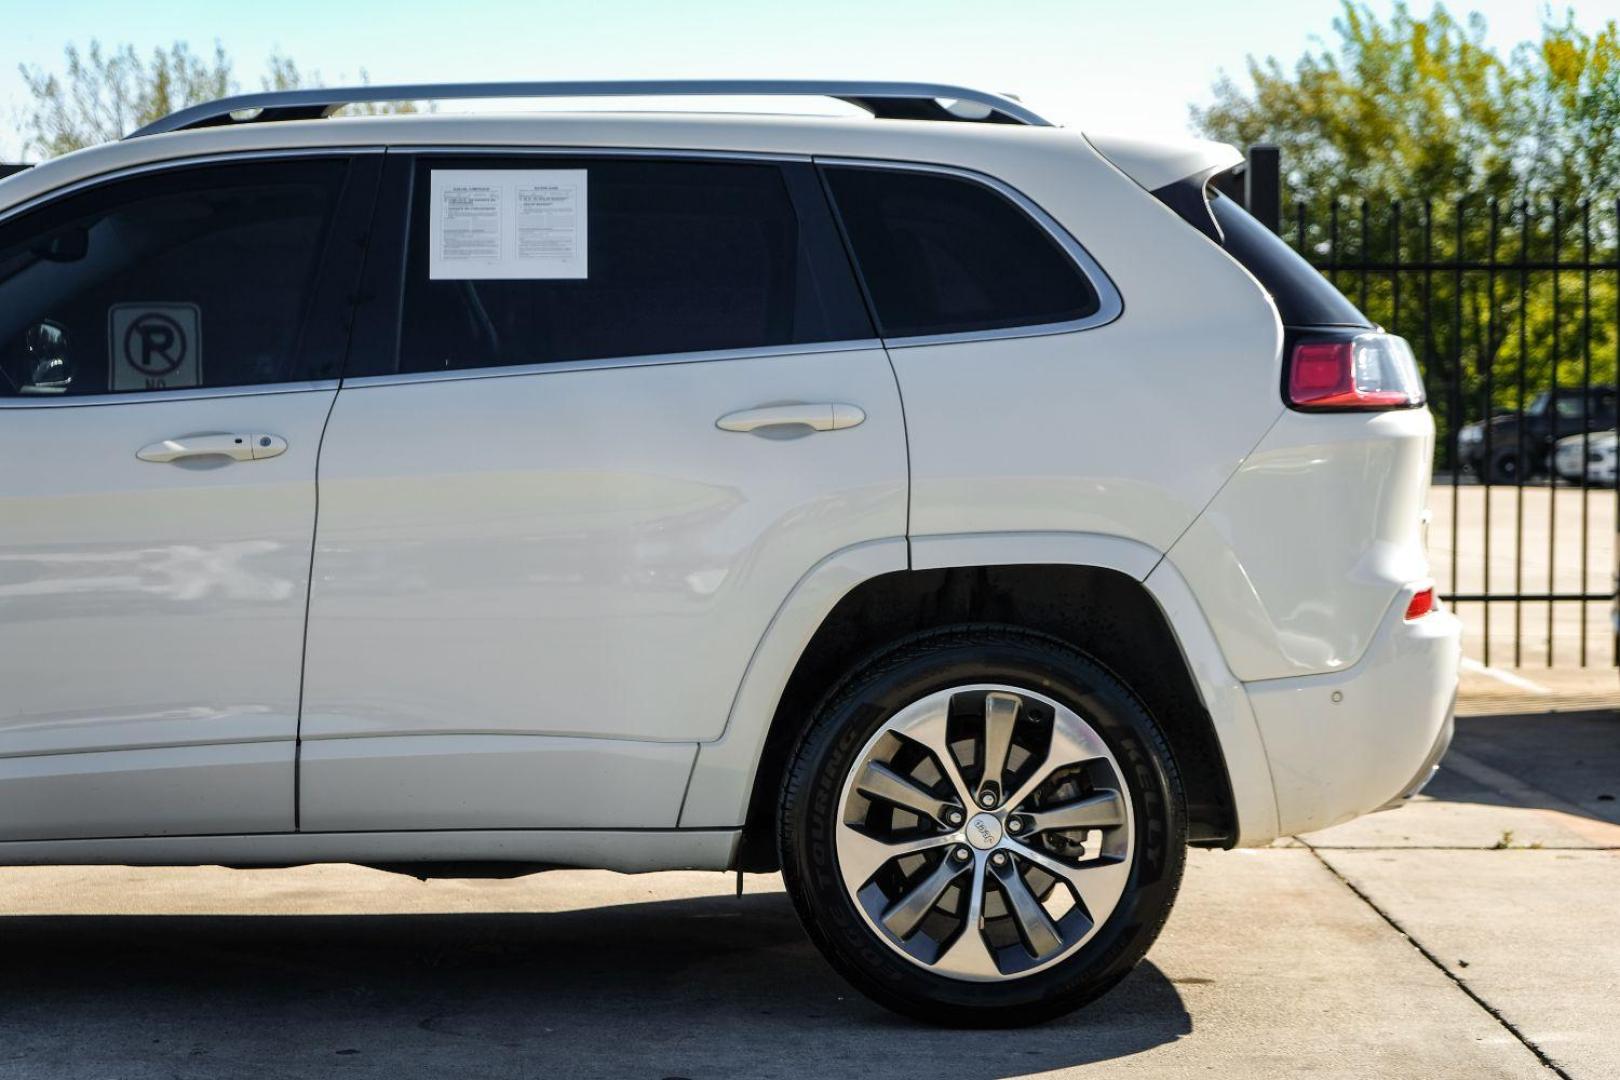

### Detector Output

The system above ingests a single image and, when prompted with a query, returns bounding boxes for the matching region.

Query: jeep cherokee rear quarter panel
[883,135,1286,558]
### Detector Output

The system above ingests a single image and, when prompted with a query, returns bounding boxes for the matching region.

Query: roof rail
[126,80,1053,138]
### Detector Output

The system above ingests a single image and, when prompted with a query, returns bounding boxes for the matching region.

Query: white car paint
[1167,407,1437,680]
[1081,132,1242,191]
[298,346,906,831]
[1553,429,1617,485]
[0,385,337,838]
[0,105,1458,867]
[1249,583,1458,835]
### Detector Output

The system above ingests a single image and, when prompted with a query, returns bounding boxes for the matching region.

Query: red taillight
[1405,587,1435,620]
[1288,333,1426,410]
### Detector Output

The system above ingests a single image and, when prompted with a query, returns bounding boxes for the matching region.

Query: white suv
[0,81,1459,1025]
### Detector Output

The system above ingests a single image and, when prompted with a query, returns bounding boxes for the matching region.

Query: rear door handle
[137,433,288,463]
[715,403,865,433]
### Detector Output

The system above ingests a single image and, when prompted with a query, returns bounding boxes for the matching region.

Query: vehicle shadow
[0,890,1191,1078]
[1438,708,1619,826]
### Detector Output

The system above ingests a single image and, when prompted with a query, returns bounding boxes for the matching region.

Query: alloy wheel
[834,684,1134,982]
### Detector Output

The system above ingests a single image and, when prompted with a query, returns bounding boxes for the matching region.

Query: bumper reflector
[1405,587,1436,620]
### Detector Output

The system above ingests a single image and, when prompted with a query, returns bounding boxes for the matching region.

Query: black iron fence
[1233,146,1619,668]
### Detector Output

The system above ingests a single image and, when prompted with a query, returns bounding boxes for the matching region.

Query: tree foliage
[260,51,425,116]
[1193,4,1620,450]
[18,41,231,158]
[16,40,422,158]
[1192,2,1620,202]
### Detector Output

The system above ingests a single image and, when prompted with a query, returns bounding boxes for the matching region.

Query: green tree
[261,51,426,116]
[1192,3,1620,456]
[18,40,232,158]
[16,41,424,158]
[1192,2,1619,202]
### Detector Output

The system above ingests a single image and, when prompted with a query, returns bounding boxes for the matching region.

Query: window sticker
[429,169,588,280]
[108,303,202,391]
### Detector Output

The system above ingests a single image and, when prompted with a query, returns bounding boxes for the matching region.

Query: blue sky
[0,0,1597,157]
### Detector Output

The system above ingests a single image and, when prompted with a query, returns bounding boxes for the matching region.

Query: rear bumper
[1376,704,1454,811]
[1244,585,1462,836]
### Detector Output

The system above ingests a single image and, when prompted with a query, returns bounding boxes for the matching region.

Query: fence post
[1245,145,1281,234]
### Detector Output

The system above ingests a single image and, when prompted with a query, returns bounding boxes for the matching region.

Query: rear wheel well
[737,564,1237,871]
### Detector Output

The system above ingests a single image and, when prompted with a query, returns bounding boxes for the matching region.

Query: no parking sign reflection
[108,303,202,391]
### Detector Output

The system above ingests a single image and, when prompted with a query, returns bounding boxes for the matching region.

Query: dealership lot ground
[0,687,1613,1078]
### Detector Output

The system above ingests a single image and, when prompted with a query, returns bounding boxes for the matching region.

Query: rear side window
[1207,190,1371,328]
[394,158,871,373]
[822,165,1100,339]
[0,159,349,397]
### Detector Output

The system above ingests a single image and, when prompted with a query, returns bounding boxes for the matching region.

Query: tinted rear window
[1208,190,1371,328]
[823,165,1100,338]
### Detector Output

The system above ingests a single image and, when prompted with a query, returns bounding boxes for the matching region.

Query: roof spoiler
[1082,132,1241,193]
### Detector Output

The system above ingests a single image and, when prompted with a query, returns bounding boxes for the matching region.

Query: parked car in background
[0,80,1460,1026]
[1459,386,1617,482]
[1553,430,1617,486]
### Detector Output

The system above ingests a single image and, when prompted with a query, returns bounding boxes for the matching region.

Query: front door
[0,155,377,839]
[297,152,907,831]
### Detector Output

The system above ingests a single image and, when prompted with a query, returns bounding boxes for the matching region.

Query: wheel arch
[731,561,1242,872]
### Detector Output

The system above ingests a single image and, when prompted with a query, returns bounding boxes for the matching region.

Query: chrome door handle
[715,403,865,433]
[136,433,288,463]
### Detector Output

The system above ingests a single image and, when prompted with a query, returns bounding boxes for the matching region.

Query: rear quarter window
[822,165,1101,339]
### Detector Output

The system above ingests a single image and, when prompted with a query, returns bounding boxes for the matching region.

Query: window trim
[350,148,1125,385]
[815,156,1124,348]
[0,147,381,410]
[342,337,884,389]
[388,144,813,164]
[0,379,340,410]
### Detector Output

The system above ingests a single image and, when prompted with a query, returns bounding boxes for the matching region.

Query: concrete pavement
[0,708,1614,1078]
[1299,705,1620,1080]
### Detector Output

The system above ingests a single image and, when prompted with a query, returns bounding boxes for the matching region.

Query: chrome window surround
[0,146,383,228]
[352,147,1123,386]
[0,147,378,410]
[342,339,885,389]
[0,145,1123,402]
[0,381,339,410]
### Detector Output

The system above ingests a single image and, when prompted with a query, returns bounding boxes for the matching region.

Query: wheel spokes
[881,855,968,939]
[994,860,1063,957]
[1003,713,1110,812]
[932,860,999,979]
[838,830,955,887]
[979,691,1019,801]
[854,760,958,825]
[835,684,1136,983]
[1013,841,1131,922]
[1024,789,1125,834]
[887,698,977,811]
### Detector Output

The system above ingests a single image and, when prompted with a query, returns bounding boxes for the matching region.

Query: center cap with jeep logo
[966,811,1004,850]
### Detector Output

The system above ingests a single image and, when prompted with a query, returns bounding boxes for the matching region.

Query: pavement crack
[1299,838,1573,1079]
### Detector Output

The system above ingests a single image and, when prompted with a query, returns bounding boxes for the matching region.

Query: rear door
[298,151,906,831]
[0,154,377,839]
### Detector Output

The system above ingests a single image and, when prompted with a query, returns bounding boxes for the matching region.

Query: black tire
[1488,450,1523,484]
[778,625,1186,1027]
